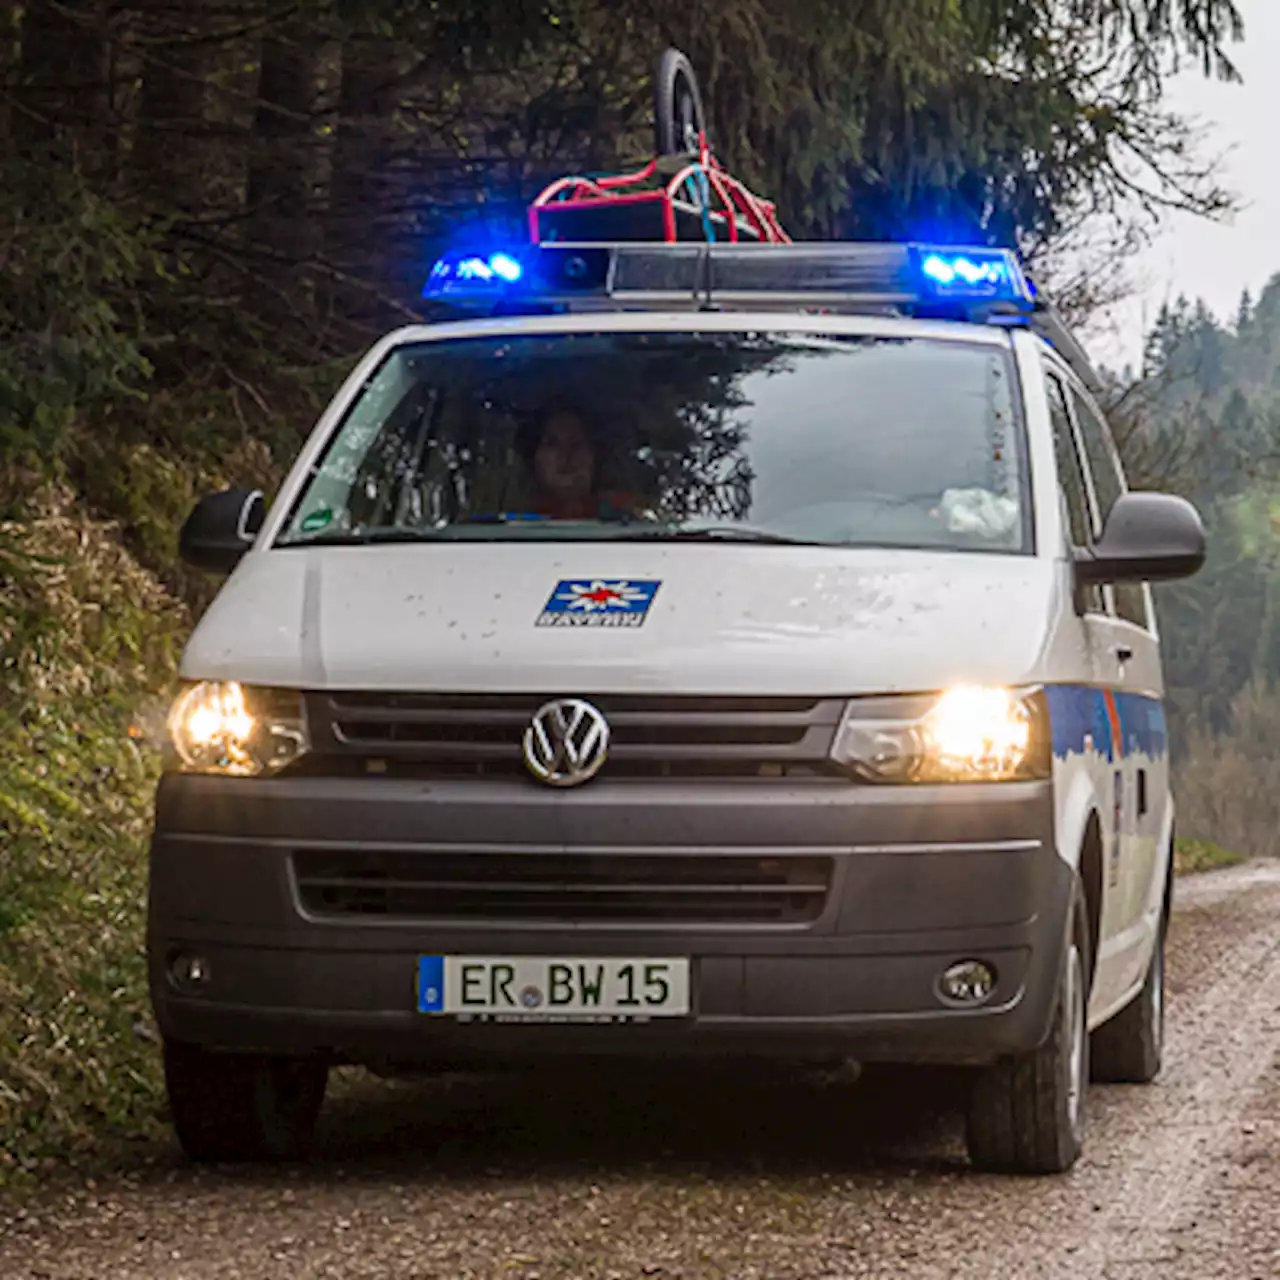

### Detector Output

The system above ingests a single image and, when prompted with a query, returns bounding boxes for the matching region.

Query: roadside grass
[0,486,184,1180]
[0,712,169,1178]
[1173,836,1247,877]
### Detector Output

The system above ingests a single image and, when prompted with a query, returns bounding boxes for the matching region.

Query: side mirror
[178,488,266,574]
[1074,491,1206,586]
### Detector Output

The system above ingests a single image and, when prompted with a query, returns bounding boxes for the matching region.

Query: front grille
[304,692,843,781]
[293,849,834,924]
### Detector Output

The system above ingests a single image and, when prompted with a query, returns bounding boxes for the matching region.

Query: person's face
[534,410,594,497]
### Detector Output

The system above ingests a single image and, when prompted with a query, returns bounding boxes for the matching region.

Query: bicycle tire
[654,48,707,157]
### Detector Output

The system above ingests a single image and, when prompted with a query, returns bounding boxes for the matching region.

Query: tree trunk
[326,33,402,323]
[132,7,212,216]
[16,0,110,160]
[245,17,321,299]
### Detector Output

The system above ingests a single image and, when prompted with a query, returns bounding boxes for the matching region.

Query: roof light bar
[422,240,1035,316]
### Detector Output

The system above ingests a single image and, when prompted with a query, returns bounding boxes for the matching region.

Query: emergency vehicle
[149,50,1206,1174]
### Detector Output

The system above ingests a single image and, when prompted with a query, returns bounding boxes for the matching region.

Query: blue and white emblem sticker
[537,579,661,628]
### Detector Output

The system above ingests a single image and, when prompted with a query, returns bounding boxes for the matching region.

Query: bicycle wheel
[654,48,707,157]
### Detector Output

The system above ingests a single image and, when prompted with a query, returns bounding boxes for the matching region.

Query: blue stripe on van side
[1112,690,1168,760]
[1043,685,1166,762]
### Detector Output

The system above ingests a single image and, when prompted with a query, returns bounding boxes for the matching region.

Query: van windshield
[276,330,1030,553]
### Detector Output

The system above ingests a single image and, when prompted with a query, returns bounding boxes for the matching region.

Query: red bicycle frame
[528,135,790,245]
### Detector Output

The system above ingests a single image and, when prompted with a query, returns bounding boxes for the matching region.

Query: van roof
[419,239,1104,395]
[381,306,1017,351]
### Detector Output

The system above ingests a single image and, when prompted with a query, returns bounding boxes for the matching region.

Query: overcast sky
[1086,0,1278,369]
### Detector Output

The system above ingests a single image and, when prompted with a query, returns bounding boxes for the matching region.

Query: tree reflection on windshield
[276,330,1029,554]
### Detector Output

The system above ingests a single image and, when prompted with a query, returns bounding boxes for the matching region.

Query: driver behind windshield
[515,400,645,521]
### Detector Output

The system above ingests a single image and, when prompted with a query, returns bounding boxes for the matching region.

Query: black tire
[965,897,1090,1175]
[164,1039,328,1163]
[654,48,707,157]
[1090,912,1166,1084]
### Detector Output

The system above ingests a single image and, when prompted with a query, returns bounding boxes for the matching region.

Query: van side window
[1070,390,1150,630]
[1045,371,1105,614]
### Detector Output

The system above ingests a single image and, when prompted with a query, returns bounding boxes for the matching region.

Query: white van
[149,240,1205,1174]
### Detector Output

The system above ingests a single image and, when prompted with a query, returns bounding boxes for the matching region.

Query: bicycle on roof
[528,48,790,247]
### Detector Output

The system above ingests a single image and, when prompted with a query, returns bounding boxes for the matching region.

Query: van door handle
[1114,644,1134,664]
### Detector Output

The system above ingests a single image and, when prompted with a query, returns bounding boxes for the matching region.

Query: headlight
[831,685,1049,783]
[167,681,309,776]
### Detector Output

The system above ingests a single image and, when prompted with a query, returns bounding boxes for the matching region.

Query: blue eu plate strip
[417,956,445,1014]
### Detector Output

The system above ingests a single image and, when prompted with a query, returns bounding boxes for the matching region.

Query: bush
[1173,837,1245,875]
[1173,679,1280,861]
[0,486,186,1175]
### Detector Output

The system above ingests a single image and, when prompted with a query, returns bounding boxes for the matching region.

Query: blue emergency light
[921,252,1005,289]
[910,245,1030,305]
[423,248,526,298]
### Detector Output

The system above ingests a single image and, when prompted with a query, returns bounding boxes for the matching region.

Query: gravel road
[3,861,1278,1280]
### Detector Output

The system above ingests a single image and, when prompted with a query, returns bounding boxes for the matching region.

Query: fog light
[168,952,211,992]
[938,960,996,1006]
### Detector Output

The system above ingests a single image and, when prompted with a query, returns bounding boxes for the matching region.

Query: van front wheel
[965,901,1090,1175]
[163,1039,328,1163]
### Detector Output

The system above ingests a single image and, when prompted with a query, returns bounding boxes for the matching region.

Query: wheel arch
[1078,811,1104,994]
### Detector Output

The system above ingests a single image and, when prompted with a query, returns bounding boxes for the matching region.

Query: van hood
[182,543,1062,696]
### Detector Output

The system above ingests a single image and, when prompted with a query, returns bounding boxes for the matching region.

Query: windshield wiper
[279,522,818,548]
[609,525,818,546]
[276,527,447,548]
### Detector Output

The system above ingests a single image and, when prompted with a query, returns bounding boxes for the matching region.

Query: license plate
[417,956,690,1019]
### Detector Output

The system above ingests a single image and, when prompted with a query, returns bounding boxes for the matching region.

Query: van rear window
[276,331,1030,554]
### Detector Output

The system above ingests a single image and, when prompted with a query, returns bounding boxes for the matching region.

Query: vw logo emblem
[522,698,610,787]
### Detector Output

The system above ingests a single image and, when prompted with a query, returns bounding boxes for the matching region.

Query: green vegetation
[0,490,186,1175]
[0,0,1256,1171]
[1114,288,1280,857]
[1173,838,1246,877]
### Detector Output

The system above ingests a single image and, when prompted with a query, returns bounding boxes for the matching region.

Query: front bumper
[147,774,1073,1067]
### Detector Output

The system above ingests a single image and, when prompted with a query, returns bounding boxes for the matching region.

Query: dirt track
[2,861,1278,1280]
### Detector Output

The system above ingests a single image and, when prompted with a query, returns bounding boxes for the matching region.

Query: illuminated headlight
[831,686,1049,783]
[166,681,308,777]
